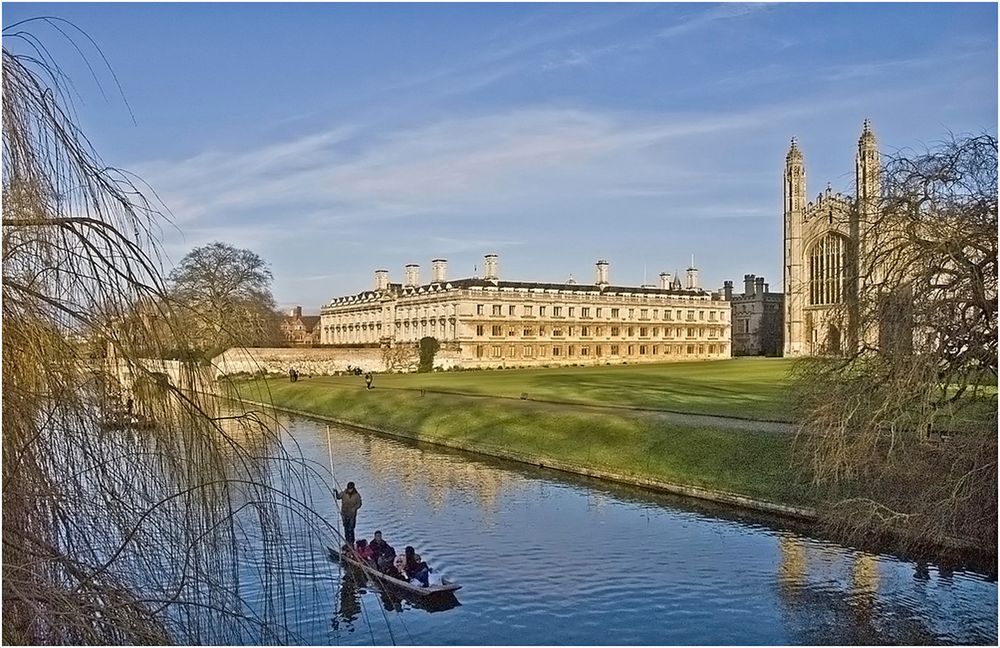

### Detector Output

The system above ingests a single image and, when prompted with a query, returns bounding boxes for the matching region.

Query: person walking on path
[334,481,362,545]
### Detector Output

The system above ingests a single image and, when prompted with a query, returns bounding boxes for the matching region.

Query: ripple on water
[230,416,999,645]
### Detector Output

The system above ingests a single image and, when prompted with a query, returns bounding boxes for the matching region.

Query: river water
[240,413,997,645]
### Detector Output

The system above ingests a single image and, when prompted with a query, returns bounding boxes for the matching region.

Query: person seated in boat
[369,531,397,573]
[354,539,375,564]
[393,554,407,579]
[402,545,432,587]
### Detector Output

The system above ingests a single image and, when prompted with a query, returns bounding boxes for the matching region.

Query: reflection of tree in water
[776,536,992,645]
[365,440,513,513]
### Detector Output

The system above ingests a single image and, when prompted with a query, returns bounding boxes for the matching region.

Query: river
[236,413,997,645]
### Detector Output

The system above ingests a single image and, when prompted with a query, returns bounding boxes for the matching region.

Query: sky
[3,2,997,310]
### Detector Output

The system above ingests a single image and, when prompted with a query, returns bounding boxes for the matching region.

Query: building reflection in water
[365,440,513,515]
[775,533,946,644]
[777,535,807,597]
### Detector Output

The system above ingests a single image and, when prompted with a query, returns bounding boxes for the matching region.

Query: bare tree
[3,23,336,644]
[795,134,997,555]
[169,242,280,358]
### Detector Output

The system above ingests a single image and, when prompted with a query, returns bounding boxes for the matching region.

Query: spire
[786,136,803,163]
[856,117,880,206]
[858,118,877,150]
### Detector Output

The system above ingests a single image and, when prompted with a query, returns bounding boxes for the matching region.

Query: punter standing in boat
[334,482,362,545]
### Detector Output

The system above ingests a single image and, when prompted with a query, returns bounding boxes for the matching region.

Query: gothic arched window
[808,233,847,306]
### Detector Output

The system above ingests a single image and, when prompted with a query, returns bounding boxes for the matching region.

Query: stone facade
[783,120,880,356]
[320,256,731,368]
[279,306,321,345]
[725,275,784,356]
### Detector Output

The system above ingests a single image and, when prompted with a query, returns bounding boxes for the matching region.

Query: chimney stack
[374,269,389,291]
[763,282,770,294]
[723,280,733,300]
[659,272,670,289]
[404,264,420,287]
[431,258,447,283]
[744,274,755,296]
[686,263,699,289]
[595,259,610,286]
[483,254,499,281]
[755,276,765,296]
[290,306,302,318]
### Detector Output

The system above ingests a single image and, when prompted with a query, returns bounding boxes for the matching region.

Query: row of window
[475,324,722,339]
[474,343,727,359]
[475,304,723,321]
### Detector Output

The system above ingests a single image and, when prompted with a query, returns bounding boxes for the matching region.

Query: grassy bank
[282,358,798,422]
[234,375,815,508]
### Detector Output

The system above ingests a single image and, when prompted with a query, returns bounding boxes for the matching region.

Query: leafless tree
[169,242,280,358]
[794,134,997,555]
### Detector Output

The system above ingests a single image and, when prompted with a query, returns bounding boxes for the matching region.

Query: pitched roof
[281,314,321,331]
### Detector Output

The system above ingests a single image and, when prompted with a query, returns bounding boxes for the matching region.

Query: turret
[855,118,882,348]
[744,273,756,296]
[855,118,879,207]
[785,137,806,216]
[723,280,733,300]
[659,272,671,290]
[784,137,806,356]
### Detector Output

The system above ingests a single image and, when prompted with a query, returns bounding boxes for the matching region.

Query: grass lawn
[281,358,798,422]
[233,374,815,507]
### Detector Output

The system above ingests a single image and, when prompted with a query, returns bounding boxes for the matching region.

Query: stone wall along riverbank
[212,346,463,376]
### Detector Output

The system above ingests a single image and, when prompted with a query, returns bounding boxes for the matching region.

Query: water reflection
[365,434,514,513]
[262,415,997,645]
[773,533,997,645]
[333,569,364,631]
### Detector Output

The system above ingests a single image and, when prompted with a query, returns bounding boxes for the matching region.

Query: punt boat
[328,546,462,597]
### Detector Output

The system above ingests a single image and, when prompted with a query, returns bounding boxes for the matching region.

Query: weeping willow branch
[3,24,341,645]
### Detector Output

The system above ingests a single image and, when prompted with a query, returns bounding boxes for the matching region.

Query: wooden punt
[328,546,462,597]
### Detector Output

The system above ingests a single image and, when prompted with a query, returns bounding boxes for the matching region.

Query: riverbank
[232,374,818,514]
[230,372,993,560]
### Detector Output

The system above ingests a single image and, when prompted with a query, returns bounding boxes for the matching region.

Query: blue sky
[4,2,997,310]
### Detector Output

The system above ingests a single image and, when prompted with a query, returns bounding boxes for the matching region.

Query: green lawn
[233,374,815,507]
[285,358,798,422]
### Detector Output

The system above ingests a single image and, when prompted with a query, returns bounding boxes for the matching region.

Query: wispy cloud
[539,3,769,74]
[821,49,986,82]
[137,108,757,233]
[138,86,883,260]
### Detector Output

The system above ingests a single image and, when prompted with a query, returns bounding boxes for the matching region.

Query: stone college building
[783,120,880,356]
[320,256,732,368]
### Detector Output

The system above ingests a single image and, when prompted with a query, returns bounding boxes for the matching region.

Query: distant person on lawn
[334,481,362,545]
